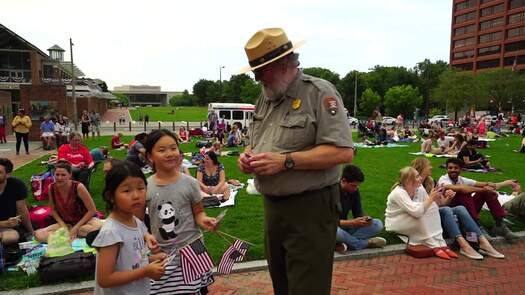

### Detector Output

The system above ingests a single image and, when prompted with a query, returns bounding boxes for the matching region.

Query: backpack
[31,171,55,201]
[39,251,95,283]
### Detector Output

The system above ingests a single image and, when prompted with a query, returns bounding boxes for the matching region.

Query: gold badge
[292,98,301,110]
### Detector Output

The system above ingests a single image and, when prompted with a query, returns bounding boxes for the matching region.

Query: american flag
[180,239,214,284]
[217,240,250,275]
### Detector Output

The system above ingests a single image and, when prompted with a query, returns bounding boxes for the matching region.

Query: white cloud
[2,0,451,91]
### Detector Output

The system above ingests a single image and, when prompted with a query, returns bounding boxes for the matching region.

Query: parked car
[429,115,449,125]
[347,116,358,126]
[382,116,396,125]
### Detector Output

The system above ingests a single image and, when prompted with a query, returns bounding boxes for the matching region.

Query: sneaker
[490,224,519,241]
[367,237,387,248]
[335,243,347,254]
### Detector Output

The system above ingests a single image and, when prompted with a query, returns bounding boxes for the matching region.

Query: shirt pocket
[276,114,310,150]
[250,114,264,147]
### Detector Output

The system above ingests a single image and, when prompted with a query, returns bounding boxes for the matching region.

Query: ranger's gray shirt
[249,70,353,196]
[146,174,203,266]
[93,217,149,295]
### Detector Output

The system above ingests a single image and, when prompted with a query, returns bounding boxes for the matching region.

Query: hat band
[249,41,293,68]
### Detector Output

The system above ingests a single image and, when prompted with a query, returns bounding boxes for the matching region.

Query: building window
[504,55,525,66]
[453,62,474,70]
[510,0,525,10]
[455,12,476,24]
[477,59,500,69]
[508,26,525,38]
[480,17,504,30]
[505,40,525,52]
[480,3,504,17]
[453,50,475,60]
[455,24,476,36]
[478,45,501,56]
[454,37,476,48]
[456,0,477,11]
[479,31,502,43]
[509,12,525,24]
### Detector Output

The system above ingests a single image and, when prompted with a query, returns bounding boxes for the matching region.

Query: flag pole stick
[216,230,255,246]
[215,231,234,245]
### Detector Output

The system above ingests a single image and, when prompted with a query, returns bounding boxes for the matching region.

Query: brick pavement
[70,241,525,295]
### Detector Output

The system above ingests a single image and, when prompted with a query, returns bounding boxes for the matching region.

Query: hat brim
[238,40,306,74]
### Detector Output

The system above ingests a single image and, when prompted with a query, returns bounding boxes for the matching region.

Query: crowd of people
[1,27,525,295]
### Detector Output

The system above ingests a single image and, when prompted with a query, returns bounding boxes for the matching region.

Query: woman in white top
[385,167,458,260]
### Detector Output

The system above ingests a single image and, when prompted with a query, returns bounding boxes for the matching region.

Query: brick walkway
[71,241,525,295]
[0,135,52,170]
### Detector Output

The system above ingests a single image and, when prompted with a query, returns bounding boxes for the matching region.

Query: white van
[208,102,255,128]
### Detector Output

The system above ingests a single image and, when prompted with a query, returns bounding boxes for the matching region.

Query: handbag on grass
[39,251,95,283]
[399,234,434,258]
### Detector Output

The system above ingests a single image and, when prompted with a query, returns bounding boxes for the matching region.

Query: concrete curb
[3,231,525,295]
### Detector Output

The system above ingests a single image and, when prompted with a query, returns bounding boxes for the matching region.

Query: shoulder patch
[323,96,338,115]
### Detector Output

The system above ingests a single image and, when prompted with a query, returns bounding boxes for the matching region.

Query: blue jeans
[336,219,383,250]
[439,206,482,239]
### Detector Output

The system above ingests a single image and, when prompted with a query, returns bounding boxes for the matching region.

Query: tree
[240,79,261,103]
[359,88,382,118]
[112,92,129,107]
[364,66,419,98]
[413,59,449,117]
[222,74,252,103]
[383,85,422,119]
[337,70,367,114]
[169,90,195,106]
[303,67,340,86]
[477,68,525,113]
[193,79,219,106]
[432,69,481,121]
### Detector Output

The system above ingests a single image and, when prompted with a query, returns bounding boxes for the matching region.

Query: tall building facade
[450,0,525,72]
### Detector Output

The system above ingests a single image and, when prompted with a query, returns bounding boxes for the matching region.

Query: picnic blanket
[353,143,408,148]
[438,163,500,173]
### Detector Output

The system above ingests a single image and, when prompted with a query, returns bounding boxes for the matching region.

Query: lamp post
[219,66,225,100]
[353,71,357,117]
[70,38,77,131]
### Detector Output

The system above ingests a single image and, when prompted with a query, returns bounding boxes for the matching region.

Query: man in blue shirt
[336,165,386,254]
[40,117,55,150]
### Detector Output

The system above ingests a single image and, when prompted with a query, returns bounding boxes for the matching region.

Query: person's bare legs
[456,236,480,257]
[0,228,20,246]
[78,218,103,237]
[34,223,62,243]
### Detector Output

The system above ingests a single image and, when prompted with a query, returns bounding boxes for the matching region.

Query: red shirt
[111,135,121,148]
[58,144,93,167]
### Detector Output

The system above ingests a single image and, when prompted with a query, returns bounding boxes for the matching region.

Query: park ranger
[238,28,354,295]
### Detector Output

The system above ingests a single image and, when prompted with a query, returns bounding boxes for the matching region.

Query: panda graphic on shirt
[157,201,179,240]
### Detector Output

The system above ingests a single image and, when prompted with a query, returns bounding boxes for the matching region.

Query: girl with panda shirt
[144,129,218,295]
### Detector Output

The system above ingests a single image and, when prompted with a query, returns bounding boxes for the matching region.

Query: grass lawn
[129,106,208,122]
[2,134,525,290]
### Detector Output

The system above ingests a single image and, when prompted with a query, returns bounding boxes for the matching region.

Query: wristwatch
[284,153,295,170]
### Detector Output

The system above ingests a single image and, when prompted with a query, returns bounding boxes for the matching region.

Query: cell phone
[364,216,372,221]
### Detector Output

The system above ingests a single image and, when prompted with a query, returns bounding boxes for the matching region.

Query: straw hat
[239,28,305,74]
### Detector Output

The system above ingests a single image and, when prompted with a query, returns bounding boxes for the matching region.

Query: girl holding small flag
[144,129,217,295]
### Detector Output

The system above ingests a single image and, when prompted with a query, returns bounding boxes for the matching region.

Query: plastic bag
[46,227,74,257]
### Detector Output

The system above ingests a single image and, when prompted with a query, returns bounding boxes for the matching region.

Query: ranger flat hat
[239,28,305,74]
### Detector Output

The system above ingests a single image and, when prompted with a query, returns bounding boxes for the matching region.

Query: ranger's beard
[261,75,292,101]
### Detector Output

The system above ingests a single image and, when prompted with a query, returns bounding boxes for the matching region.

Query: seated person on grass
[196,151,230,200]
[126,133,148,168]
[420,133,441,154]
[501,180,525,220]
[58,132,94,187]
[111,133,128,149]
[437,132,455,154]
[40,117,56,150]
[520,129,525,153]
[0,158,33,246]
[178,126,189,143]
[437,158,518,241]
[35,160,102,242]
[335,165,386,254]
[457,139,493,170]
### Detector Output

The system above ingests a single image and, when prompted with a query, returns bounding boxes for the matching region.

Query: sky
[2,0,452,92]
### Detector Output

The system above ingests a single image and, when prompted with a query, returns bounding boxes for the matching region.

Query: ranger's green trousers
[263,184,340,295]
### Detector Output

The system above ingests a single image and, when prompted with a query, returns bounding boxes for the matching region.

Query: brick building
[450,0,525,72]
[0,23,114,140]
